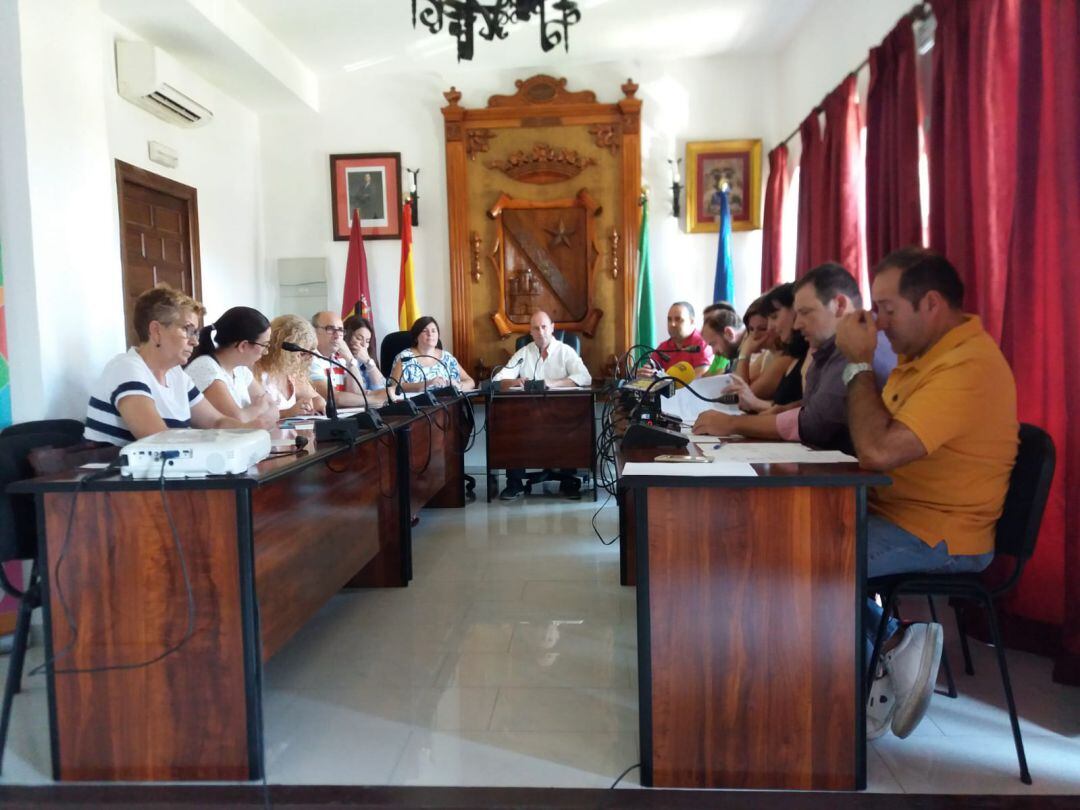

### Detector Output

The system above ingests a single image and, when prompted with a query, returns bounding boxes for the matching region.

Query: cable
[590,489,619,546]
[611,762,640,789]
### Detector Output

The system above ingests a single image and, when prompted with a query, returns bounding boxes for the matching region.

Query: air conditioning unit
[115,40,213,128]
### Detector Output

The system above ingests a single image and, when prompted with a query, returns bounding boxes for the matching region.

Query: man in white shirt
[492,310,592,500]
[309,311,385,407]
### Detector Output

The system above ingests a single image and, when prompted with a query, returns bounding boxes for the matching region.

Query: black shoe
[558,478,582,500]
[499,482,526,501]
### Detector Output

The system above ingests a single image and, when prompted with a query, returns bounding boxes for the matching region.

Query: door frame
[115,159,203,342]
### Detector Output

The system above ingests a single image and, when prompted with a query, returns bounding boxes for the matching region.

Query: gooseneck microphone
[281,342,383,431]
[379,373,420,416]
[419,352,460,398]
[400,357,438,406]
[487,357,524,393]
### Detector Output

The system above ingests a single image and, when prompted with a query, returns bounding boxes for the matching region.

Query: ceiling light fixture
[411,1,583,62]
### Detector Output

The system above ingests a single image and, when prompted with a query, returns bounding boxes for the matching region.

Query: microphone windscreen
[666,361,697,388]
[281,341,303,352]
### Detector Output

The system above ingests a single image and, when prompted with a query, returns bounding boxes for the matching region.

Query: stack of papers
[661,374,742,424]
[622,461,757,477]
[692,441,858,464]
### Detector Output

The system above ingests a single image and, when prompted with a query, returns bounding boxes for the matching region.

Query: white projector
[121,429,272,479]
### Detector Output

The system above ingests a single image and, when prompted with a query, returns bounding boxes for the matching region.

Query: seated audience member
[640,301,713,377]
[344,314,387,393]
[700,304,746,376]
[723,283,809,412]
[836,247,1018,740]
[84,286,276,446]
[309,310,386,407]
[732,296,774,383]
[693,263,893,452]
[390,316,477,393]
[492,310,592,501]
[186,306,278,421]
[255,315,326,418]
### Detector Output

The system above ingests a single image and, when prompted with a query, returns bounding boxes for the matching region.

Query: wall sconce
[406,168,420,227]
[668,158,682,218]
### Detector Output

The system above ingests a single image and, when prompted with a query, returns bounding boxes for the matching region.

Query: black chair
[865,424,1055,785]
[380,331,443,379]
[0,419,84,439]
[514,329,581,356]
[0,424,88,773]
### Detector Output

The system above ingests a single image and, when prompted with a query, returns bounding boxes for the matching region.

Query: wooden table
[483,386,598,501]
[618,444,889,791]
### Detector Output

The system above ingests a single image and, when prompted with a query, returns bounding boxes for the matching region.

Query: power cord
[590,489,619,546]
[611,761,640,788]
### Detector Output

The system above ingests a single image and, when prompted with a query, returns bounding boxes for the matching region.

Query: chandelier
[411,1,583,62]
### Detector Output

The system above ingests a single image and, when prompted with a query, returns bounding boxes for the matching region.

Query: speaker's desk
[618,443,888,791]
[11,397,468,782]
[481,385,598,501]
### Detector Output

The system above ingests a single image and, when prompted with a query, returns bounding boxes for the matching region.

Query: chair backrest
[513,330,582,355]
[1,419,85,440]
[380,330,444,377]
[995,423,1056,562]
[0,430,86,563]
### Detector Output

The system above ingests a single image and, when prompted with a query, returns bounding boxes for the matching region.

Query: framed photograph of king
[329,152,402,241]
[684,140,762,234]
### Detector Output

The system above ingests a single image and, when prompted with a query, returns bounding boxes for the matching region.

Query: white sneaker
[866,665,896,740]
[884,622,943,738]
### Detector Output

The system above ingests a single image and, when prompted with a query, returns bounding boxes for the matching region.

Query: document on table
[662,374,741,424]
[622,461,758,477]
[695,442,858,464]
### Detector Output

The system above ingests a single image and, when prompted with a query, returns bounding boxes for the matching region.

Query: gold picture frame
[685,139,762,233]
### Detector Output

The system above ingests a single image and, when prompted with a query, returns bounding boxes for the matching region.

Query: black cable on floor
[611,761,640,788]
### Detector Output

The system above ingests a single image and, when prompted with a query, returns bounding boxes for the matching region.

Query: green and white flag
[634,195,656,365]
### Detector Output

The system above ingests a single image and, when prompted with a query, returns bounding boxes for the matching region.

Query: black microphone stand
[400,358,438,406]
[379,374,420,417]
[281,342,384,433]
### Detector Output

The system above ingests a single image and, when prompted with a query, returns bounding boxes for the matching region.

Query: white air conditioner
[115,40,213,128]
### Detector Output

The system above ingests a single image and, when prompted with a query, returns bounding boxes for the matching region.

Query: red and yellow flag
[398,200,420,331]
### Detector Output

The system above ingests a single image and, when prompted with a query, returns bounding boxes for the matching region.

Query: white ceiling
[235,0,820,78]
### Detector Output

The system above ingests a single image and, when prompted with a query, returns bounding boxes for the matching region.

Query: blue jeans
[865,515,994,663]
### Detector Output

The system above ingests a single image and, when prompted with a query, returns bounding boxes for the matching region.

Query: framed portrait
[685,139,762,234]
[329,152,402,241]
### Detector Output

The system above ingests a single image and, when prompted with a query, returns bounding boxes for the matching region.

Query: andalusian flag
[634,195,656,363]
[398,200,420,331]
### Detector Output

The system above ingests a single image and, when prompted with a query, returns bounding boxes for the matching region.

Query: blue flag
[712,187,734,304]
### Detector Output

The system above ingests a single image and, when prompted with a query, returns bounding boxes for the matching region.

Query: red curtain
[820,75,865,288]
[931,0,1080,685]
[794,114,822,277]
[760,144,789,291]
[866,14,924,274]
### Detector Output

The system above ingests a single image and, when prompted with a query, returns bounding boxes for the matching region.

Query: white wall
[260,53,778,351]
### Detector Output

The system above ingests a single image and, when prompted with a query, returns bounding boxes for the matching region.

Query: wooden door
[115,160,202,346]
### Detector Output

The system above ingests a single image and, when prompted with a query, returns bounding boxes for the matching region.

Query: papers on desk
[622,461,757,477]
[662,374,742,424]
[694,442,858,464]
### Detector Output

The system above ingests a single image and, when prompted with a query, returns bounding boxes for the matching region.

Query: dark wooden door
[116,161,201,346]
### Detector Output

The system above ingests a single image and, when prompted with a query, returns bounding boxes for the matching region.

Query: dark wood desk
[11,397,471,782]
[618,445,889,791]
[483,386,597,501]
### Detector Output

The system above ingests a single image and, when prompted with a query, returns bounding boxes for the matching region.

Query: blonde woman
[254,315,326,418]
[84,285,277,446]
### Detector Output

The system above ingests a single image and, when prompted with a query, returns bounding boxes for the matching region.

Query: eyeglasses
[319,325,345,336]
[252,341,270,349]
[176,323,200,340]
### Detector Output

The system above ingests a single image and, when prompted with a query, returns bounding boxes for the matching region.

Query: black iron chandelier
[411,1,583,62]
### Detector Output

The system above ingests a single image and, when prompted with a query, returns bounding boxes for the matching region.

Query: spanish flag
[398,200,420,331]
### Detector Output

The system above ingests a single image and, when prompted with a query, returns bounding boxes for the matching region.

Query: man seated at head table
[639,301,713,378]
[308,310,387,408]
[84,285,278,447]
[835,246,1018,741]
[693,263,895,454]
[492,310,592,501]
[700,302,746,376]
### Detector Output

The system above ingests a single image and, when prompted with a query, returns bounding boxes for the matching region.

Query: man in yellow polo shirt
[837,246,1019,741]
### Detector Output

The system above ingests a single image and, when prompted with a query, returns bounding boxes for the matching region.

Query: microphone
[419,352,461,399]
[628,345,673,378]
[665,361,697,389]
[281,342,383,432]
[525,346,547,393]
[488,357,524,392]
[379,374,420,416]
[400,357,438,406]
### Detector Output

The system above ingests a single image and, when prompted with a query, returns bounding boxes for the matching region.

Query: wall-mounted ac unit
[115,40,213,128]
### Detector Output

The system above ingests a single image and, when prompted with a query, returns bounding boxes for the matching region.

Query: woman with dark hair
[724,283,809,412]
[343,314,386,391]
[389,316,476,393]
[186,306,277,420]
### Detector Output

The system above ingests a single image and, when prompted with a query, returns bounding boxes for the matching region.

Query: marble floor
[1,480,1078,794]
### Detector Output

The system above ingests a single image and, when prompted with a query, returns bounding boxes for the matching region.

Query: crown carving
[487,143,597,184]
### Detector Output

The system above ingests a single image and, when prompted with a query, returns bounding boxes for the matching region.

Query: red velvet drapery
[760,144,789,292]
[866,14,924,274]
[794,114,822,278]
[931,0,1080,684]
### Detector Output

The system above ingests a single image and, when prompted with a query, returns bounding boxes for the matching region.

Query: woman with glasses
[343,314,386,391]
[84,285,278,446]
[255,314,326,418]
[186,306,278,421]
[390,316,476,393]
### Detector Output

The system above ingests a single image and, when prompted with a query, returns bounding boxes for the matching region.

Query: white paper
[697,442,858,464]
[622,461,758,477]
[662,374,742,424]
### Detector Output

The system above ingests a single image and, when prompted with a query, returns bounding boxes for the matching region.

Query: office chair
[380,331,443,378]
[513,329,581,356]
[865,424,1055,785]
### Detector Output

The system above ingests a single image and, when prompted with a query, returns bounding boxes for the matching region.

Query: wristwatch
[842,362,873,386]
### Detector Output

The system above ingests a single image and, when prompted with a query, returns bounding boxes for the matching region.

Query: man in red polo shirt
[641,301,713,378]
